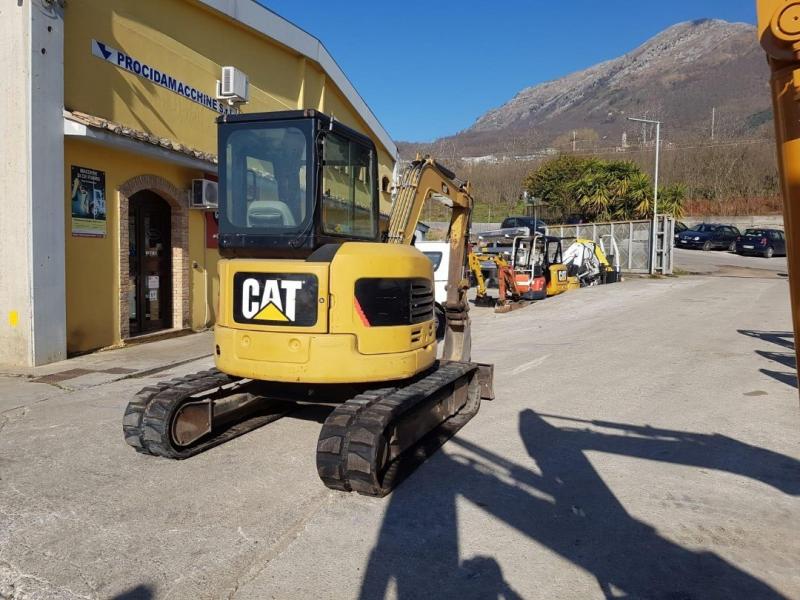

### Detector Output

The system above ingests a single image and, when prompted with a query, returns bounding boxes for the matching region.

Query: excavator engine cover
[215,243,437,384]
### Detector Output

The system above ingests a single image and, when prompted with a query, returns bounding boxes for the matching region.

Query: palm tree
[657,183,687,218]
[569,171,613,221]
[627,172,653,218]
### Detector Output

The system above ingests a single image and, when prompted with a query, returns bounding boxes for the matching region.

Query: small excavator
[561,236,621,287]
[469,232,580,310]
[469,251,527,312]
[123,110,493,496]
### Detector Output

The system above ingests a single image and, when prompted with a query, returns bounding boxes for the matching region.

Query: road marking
[509,354,550,376]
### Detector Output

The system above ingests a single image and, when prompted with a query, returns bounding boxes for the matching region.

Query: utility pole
[711,107,716,141]
[572,130,576,152]
[628,117,662,274]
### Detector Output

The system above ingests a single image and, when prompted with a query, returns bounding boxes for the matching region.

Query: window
[321,133,376,238]
[423,251,443,270]
[546,240,562,264]
[221,122,311,233]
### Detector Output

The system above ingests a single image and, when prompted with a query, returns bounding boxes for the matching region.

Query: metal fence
[544,217,674,274]
[423,217,675,274]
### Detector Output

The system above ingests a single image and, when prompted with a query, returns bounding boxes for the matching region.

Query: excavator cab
[217,110,380,257]
[540,236,578,296]
[510,235,547,301]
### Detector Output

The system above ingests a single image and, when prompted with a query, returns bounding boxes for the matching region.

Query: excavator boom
[757,0,800,390]
[388,157,475,361]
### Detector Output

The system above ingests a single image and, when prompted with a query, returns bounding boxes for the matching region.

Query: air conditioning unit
[216,66,249,103]
[191,179,218,210]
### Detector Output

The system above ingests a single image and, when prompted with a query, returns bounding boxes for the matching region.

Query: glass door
[129,192,172,336]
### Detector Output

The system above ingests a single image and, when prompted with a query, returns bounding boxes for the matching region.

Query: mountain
[399,19,771,158]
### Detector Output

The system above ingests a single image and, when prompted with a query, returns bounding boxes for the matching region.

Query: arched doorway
[118,174,190,341]
[128,190,173,335]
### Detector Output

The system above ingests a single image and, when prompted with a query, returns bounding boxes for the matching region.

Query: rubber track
[316,361,479,497]
[123,368,292,459]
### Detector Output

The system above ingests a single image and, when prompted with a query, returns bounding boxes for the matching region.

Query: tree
[523,155,597,219]
[657,183,687,219]
[523,156,686,222]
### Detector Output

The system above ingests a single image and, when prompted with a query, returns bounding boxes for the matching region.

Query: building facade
[0,0,397,366]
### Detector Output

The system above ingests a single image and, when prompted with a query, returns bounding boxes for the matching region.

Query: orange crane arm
[758,0,800,387]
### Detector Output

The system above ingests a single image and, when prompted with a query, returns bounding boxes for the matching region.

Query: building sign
[71,166,106,238]
[91,40,233,114]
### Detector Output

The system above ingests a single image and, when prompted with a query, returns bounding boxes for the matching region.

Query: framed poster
[71,166,106,237]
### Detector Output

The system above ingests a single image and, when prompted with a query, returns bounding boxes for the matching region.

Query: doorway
[128,191,173,335]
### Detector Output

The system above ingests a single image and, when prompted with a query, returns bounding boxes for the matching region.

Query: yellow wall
[62,0,396,353]
[63,0,394,177]
[188,210,222,330]
[64,139,207,353]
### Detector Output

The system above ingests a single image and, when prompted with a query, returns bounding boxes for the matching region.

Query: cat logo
[233,272,318,326]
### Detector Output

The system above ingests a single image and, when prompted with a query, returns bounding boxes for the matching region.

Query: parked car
[735,228,786,258]
[476,216,546,260]
[499,216,547,233]
[416,241,449,340]
[676,223,740,251]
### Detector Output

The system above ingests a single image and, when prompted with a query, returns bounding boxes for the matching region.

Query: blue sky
[257,1,756,142]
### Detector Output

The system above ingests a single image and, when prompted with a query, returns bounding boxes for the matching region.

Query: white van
[416,241,449,340]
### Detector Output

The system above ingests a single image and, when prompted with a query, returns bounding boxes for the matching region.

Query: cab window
[222,122,311,233]
[547,240,562,264]
[321,133,376,238]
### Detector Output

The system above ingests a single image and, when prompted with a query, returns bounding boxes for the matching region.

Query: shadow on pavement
[739,329,795,351]
[739,330,798,389]
[760,369,798,389]
[112,585,154,600]
[756,350,797,370]
[359,410,798,600]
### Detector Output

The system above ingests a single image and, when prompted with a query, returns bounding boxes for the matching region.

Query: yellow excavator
[123,110,493,496]
[758,0,800,390]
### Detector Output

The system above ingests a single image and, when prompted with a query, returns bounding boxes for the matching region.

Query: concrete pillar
[0,0,66,366]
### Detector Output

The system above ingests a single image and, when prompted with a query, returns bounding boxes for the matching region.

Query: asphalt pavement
[674,246,788,276]
[0,250,798,600]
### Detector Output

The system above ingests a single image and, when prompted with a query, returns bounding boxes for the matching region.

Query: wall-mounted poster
[71,166,106,237]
